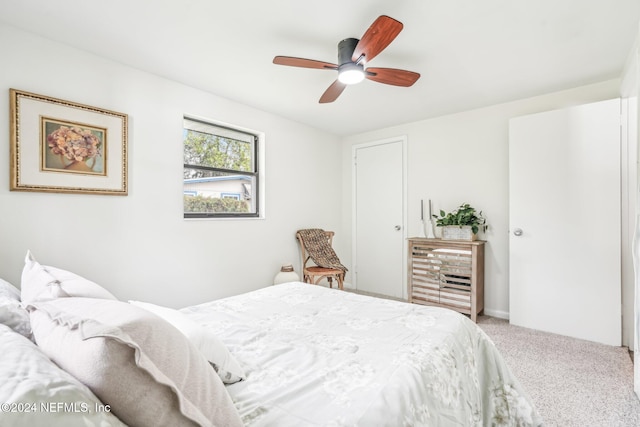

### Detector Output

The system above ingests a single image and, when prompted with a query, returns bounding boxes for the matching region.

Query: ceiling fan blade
[365,67,420,87]
[319,80,347,103]
[352,15,403,64]
[273,56,338,70]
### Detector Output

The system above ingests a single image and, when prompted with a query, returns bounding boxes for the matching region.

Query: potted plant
[432,203,487,240]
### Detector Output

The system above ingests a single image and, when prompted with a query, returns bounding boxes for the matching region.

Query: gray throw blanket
[297,229,348,272]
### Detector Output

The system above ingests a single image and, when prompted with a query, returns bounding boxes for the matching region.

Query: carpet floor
[477,316,640,427]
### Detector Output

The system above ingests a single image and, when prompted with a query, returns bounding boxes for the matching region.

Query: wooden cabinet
[408,238,485,322]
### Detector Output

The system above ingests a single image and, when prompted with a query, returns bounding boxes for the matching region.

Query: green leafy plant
[183,194,249,213]
[432,203,487,234]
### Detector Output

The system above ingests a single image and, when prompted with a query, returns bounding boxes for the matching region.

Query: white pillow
[0,278,20,300]
[129,300,246,384]
[0,278,32,339]
[21,250,117,305]
[29,297,243,427]
[0,323,127,427]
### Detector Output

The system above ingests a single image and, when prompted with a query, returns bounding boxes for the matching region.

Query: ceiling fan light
[338,65,365,85]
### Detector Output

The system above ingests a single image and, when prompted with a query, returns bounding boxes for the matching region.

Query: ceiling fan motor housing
[337,37,365,82]
[338,37,360,65]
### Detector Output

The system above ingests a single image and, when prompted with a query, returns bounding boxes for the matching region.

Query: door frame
[351,136,408,299]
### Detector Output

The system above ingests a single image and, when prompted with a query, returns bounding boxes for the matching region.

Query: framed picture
[10,89,128,195]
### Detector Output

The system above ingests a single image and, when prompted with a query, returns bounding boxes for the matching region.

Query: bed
[0,252,543,426]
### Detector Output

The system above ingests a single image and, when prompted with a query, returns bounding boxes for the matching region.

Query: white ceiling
[1,0,639,136]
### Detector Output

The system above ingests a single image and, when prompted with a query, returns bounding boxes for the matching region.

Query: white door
[509,99,621,346]
[353,138,406,298]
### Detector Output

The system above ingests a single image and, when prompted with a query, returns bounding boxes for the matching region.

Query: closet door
[353,137,406,298]
[509,99,621,346]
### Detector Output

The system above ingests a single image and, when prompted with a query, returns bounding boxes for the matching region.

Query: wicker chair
[296,230,345,290]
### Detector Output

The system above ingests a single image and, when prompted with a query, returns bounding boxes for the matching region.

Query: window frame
[183,116,261,219]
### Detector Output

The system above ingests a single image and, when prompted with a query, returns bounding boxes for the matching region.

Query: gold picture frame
[10,89,128,195]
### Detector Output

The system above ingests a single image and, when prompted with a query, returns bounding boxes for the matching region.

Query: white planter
[439,225,477,241]
[273,264,300,284]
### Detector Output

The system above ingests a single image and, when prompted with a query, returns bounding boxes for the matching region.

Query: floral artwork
[42,118,106,175]
[10,89,127,195]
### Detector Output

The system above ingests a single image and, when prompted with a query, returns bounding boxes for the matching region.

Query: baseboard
[483,308,509,320]
[342,281,355,290]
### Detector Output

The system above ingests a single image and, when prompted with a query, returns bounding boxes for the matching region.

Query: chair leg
[327,277,333,288]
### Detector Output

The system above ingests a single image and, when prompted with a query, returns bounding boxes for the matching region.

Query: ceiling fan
[273,15,420,103]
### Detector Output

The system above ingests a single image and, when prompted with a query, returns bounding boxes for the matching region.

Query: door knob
[513,228,523,236]
[394,225,401,231]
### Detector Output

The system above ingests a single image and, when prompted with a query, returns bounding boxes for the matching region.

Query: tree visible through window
[183,117,258,218]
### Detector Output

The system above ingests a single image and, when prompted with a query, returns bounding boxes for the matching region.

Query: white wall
[341,79,620,319]
[0,24,342,307]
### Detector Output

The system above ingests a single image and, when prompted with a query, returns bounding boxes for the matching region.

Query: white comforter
[182,282,542,427]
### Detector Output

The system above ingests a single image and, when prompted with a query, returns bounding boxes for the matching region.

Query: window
[183,117,259,218]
